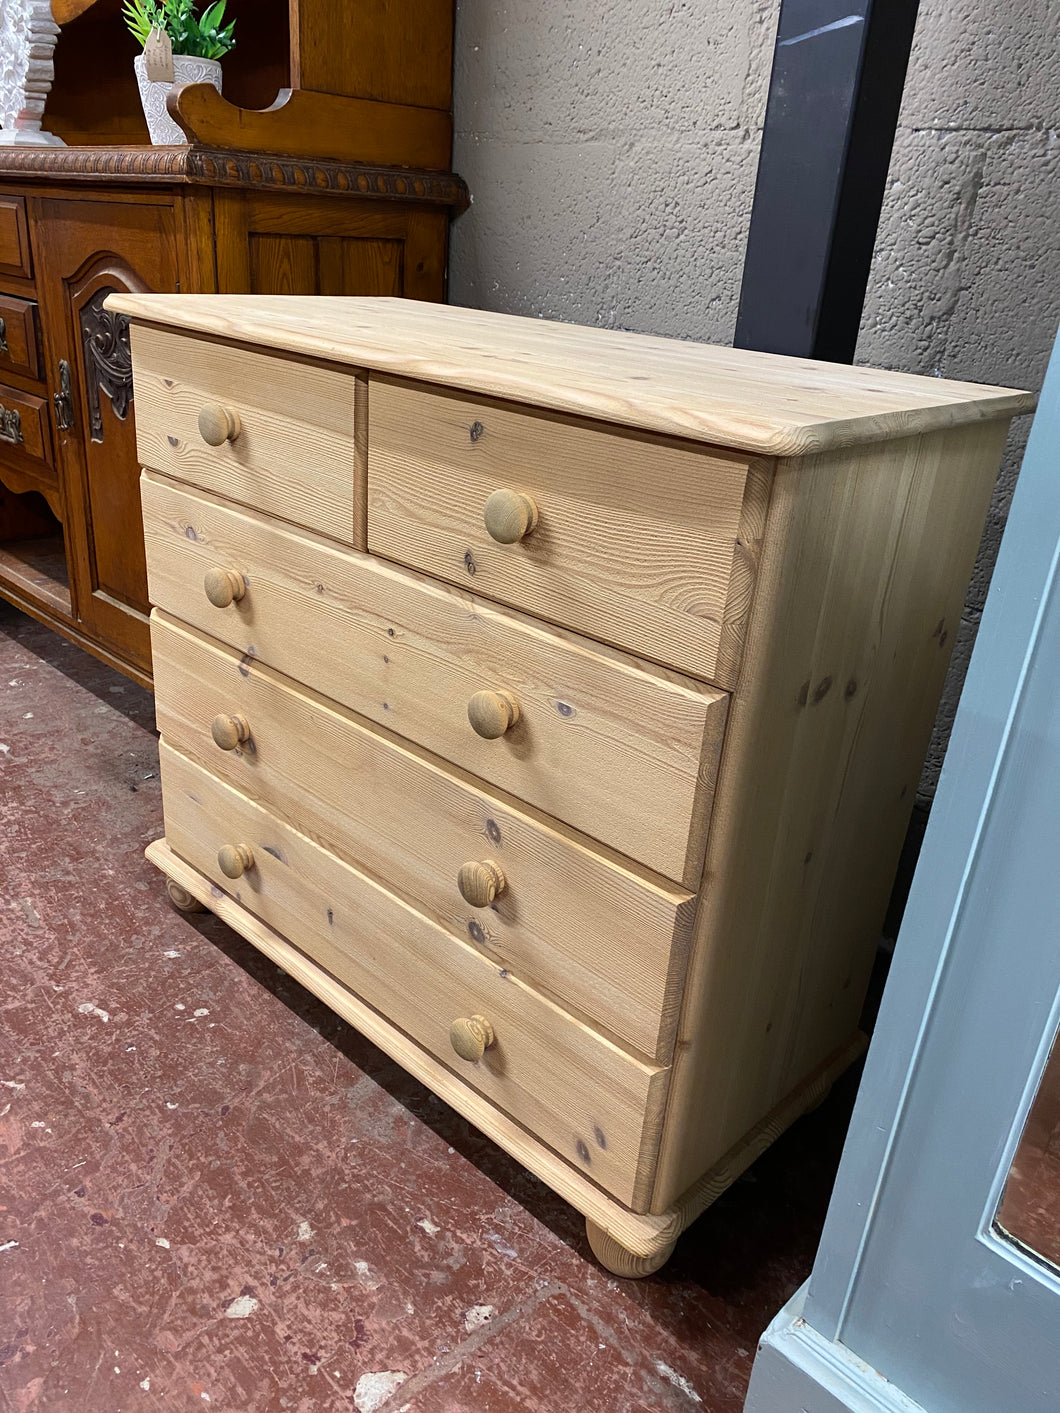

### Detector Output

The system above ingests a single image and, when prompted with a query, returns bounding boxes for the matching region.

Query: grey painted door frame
[744,330,1060,1413]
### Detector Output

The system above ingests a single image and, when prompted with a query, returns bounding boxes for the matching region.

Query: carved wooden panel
[33,195,178,669]
[80,287,132,443]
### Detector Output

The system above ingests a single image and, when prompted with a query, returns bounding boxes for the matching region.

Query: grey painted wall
[450,0,1060,800]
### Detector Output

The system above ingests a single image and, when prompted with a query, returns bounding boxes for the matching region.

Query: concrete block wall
[856,1,1059,797]
[449,0,779,343]
[449,0,1060,799]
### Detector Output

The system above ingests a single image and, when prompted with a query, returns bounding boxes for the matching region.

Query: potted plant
[123,0,235,145]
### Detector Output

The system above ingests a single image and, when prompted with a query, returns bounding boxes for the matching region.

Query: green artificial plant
[122,0,236,61]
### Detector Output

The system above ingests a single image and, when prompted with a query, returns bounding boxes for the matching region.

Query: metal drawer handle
[0,317,7,355]
[0,405,22,444]
[53,359,73,431]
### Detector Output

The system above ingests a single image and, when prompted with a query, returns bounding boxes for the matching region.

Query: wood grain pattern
[31,195,179,678]
[130,324,361,546]
[107,296,1036,455]
[169,85,453,174]
[159,838,869,1260]
[0,294,41,381]
[158,744,669,1209]
[368,377,756,684]
[291,0,454,111]
[0,382,52,474]
[651,419,1012,1211]
[141,473,728,885]
[0,197,31,280]
[151,612,697,1059]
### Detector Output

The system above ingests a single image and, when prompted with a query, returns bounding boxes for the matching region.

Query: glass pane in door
[996,1025,1060,1272]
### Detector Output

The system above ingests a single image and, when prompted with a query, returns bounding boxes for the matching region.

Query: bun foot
[166,878,207,913]
[585,1219,675,1277]
[803,1082,833,1115]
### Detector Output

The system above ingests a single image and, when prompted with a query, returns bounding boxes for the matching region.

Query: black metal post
[733,0,920,363]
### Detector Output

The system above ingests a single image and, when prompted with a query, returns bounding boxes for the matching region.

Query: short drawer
[0,380,53,475]
[153,613,695,1060]
[130,323,363,545]
[142,473,728,886]
[0,197,31,280]
[367,377,764,686]
[0,294,40,380]
[160,742,668,1208]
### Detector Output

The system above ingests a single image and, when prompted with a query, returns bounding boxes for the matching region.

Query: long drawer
[152,612,695,1060]
[159,743,668,1208]
[142,473,728,886]
[130,323,363,545]
[367,376,761,686]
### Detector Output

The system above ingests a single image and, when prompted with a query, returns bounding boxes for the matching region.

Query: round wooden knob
[483,488,538,544]
[467,690,519,739]
[198,402,241,446]
[458,860,506,908]
[217,843,254,879]
[203,567,246,608]
[210,712,251,751]
[449,1014,495,1063]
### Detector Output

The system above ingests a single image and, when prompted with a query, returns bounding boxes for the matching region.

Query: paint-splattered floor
[0,600,867,1413]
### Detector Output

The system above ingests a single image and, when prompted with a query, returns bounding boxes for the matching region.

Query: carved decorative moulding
[0,0,65,147]
[81,287,133,443]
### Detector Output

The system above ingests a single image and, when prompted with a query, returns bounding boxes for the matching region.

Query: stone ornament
[0,0,65,147]
[133,53,222,145]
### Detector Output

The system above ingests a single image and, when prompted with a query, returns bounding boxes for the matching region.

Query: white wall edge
[743,1284,930,1413]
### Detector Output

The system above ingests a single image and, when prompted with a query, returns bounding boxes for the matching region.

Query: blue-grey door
[787,334,1060,1413]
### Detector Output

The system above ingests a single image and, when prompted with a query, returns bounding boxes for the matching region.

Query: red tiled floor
[0,600,864,1413]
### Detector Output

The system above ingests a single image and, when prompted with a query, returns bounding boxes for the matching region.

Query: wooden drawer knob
[483,488,538,544]
[467,689,519,739]
[210,712,251,751]
[458,859,506,907]
[198,402,241,446]
[217,843,254,879]
[203,567,246,608]
[449,1014,495,1063]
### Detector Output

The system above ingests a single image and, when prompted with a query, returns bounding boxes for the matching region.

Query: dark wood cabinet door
[33,195,179,676]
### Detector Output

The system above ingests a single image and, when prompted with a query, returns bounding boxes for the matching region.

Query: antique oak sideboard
[113,293,1032,1274]
[0,0,464,685]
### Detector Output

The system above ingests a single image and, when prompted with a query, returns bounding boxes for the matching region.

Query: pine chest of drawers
[112,293,1034,1275]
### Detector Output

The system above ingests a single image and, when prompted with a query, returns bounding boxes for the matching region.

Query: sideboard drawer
[0,294,40,380]
[0,380,53,475]
[0,196,31,280]
[130,323,363,545]
[367,377,761,685]
[152,612,696,1060]
[159,742,668,1208]
[142,473,728,885]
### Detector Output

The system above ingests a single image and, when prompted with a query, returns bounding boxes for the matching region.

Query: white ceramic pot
[133,52,222,145]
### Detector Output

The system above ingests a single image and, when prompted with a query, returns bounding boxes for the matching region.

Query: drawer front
[130,323,363,545]
[153,613,695,1060]
[160,742,667,1207]
[0,197,31,279]
[368,377,758,684]
[142,473,728,886]
[0,294,40,380]
[0,380,53,474]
